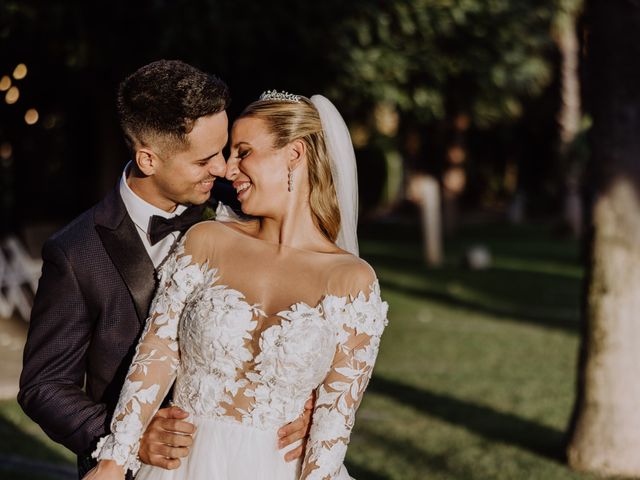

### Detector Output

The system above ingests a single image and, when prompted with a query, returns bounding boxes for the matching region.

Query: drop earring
[288,168,294,192]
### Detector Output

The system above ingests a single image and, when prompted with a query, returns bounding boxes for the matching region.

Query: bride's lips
[233,181,252,200]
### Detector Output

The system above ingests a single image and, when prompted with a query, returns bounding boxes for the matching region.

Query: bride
[84,92,388,479]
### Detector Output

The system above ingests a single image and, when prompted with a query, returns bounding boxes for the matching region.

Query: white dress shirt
[119,163,187,268]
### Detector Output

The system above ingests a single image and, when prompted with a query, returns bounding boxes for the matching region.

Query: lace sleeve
[91,235,213,473]
[301,280,388,480]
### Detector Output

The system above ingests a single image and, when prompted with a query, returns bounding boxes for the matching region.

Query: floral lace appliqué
[92,235,389,480]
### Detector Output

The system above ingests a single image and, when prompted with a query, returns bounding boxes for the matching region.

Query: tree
[330,0,560,134]
[328,0,558,220]
[553,0,585,237]
[566,0,640,475]
[553,0,583,159]
[2,0,571,226]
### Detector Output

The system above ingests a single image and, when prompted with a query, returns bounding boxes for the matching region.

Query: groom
[18,60,311,478]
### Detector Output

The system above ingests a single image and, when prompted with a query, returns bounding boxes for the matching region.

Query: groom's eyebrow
[194,152,219,162]
[194,135,229,162]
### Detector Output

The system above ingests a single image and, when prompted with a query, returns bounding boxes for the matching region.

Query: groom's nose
[225,155,239,181]
[208,155,227,178]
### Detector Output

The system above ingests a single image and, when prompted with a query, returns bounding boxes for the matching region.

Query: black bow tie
[148,204,207,246]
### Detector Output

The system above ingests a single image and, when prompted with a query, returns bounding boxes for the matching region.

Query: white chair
[0,235,43,321]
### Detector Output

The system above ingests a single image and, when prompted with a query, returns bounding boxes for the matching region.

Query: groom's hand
[139,406,195,470]
[278,391,315,462]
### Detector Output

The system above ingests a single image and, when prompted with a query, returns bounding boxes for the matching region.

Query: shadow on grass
[377,269,580,333]
[368,376,565,463]
[0,416,75,479]
[359,220,582,267]
[343,461,391,480]
[348,422,487,480]
[360,221,582,335]
[361,240,582,332]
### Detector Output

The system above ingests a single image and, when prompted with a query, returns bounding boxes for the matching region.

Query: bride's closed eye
[237,149,251,160]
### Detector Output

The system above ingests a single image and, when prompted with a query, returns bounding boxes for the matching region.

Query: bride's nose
[225,155,240,181]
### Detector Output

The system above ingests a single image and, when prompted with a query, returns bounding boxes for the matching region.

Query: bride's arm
[89,232,213,477]
[300,268,389,480]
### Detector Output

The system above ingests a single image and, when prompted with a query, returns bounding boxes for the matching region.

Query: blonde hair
[238,97,341,242]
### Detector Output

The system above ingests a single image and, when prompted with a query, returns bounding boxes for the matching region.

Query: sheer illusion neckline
[215,221,353,257]
[206,265,380,319]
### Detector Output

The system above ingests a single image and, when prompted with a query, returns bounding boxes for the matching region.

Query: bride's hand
[81,460,126,480]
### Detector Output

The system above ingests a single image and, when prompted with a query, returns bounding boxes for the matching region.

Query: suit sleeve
[18,238,108,455]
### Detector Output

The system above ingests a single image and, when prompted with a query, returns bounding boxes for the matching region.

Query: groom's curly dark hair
[118,59,230,154]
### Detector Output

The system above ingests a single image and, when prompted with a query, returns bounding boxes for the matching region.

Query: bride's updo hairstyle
[238,95,341,243]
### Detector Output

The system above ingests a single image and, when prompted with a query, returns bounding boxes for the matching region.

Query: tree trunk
[555,2,584,237]
[566,0,640,475]
[556,6,582,157]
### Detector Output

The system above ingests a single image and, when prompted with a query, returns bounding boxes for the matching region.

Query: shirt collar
[119,161,187,234]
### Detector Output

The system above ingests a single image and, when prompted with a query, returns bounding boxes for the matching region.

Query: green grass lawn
[0,398,75,479]
[344,219,595,479]
[0,219,596,479]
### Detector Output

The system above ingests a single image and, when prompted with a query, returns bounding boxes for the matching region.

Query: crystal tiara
[259,90,302,103]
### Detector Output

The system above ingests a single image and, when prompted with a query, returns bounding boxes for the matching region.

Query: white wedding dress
[92,221,388,479]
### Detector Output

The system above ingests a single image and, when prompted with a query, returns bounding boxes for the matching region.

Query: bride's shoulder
[183,220,225,242]
[180,221,244,256]
[326,254,379,299]
[217,219,260,237]
[185,219,258,241]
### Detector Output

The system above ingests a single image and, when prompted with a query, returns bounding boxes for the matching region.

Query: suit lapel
[95,188,156,325]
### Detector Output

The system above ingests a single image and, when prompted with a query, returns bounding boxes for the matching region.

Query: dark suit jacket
[18,185,220,478]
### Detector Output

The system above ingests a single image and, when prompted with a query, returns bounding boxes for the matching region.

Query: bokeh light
[443,166,467,194]
[350,124,370,148]
[25,108,39,125]
[0,142,12,160]
[0,76,11,91]
[13,63,28,80]
[5,86,19,104]
[447,145,466,165]
[374,102,399,137]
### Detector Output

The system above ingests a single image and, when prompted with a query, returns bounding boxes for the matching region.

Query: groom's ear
[287,139,306,171]
[135,147,160,176]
